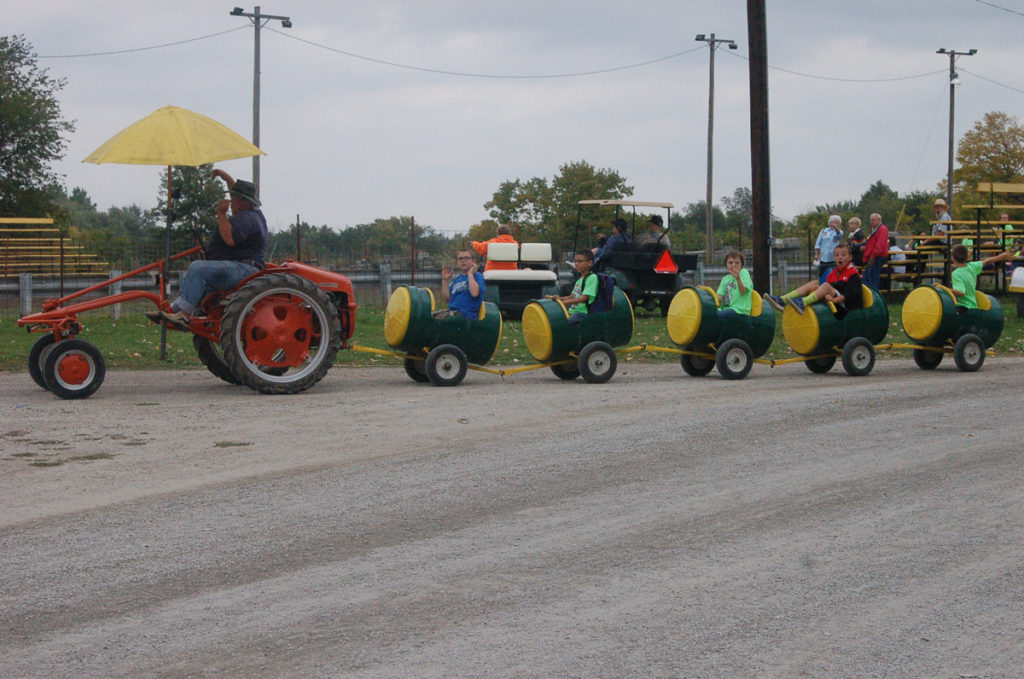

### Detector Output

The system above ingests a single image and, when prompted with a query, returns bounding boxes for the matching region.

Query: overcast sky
[8,1,1024,233]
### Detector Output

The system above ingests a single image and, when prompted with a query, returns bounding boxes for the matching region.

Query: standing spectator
[847,217,866,266]
[861,213,889,290]
[814,215,843,283]
[930,198,952,240]
[470,224,518,272]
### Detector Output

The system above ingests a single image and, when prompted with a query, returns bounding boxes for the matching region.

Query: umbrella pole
[160,165,171,360]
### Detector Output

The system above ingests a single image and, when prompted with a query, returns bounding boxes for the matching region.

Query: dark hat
[229,180,261,207]
[612,218,628,232]
[648,215,663,227]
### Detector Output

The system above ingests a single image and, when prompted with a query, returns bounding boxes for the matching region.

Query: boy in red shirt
[764,244,863,319]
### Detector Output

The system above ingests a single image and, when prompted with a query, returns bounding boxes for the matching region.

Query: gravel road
[1,360,1022,678]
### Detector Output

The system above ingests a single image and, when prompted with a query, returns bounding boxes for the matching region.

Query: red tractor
[18,245,356,399]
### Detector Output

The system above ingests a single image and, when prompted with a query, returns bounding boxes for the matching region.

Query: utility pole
[695,33,737,265]
[230,6,292,197]
[746,0,771,294]
[937,47,976,209]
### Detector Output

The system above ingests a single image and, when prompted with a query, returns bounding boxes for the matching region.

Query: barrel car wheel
[425,344,468,387]
[41,338,106,400]
[550,362,581,380]
[27,334,58,390]
[680,351,715,377]
[841,337,875,377]
[403,357,431,383]
[221,273,342,395]
[578,341,617,384]
[953,333,985,372]
[804,355,837,374]
[912,347,943,370]
[716,338,754,380]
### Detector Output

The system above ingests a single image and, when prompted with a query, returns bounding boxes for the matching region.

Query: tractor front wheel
[28,334,57,390]
[220,273,341,394]
[41,338,106,400]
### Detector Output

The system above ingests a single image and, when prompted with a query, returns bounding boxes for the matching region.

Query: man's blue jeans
[172,260,258,314]
[863,259,883,290]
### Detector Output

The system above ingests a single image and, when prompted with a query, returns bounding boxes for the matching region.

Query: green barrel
[902,285,1003,348]
[522,287,634,362]
[666,286,776,358]
[782,286,889,356]
[383,285,502,365]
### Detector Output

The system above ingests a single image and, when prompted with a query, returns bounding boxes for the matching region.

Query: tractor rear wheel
[220,273,341,394]
[41,338,106,400]
[193,335,241,385]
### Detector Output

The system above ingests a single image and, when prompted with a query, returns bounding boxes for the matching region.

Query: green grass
[4,298,1024,371]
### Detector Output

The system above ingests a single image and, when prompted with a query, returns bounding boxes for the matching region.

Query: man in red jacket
[470,224,518,271]
[861,213,889,290]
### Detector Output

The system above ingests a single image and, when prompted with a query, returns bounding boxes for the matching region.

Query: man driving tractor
[148,168,267,329]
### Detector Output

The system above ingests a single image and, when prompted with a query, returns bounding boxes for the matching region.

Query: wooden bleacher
[876,182,1024,293]
[0,218,111,279]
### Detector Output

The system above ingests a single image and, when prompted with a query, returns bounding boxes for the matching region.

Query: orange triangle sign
[654,249,678,274]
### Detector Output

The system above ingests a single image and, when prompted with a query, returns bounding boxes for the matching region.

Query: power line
[722,49,945,82]
[268,27,704,78]
[38,26,248,58]
[973,0,1024,18]
[960,67,1024,94]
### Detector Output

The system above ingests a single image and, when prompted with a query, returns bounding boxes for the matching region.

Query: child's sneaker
[763,293,786,311]
[786,296,806,314]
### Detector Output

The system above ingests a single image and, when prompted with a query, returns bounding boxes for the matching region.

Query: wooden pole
[747,0,771,293]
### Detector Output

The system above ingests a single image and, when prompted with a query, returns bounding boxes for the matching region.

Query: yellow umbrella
[83,105,265,359]
[83,105,265,166]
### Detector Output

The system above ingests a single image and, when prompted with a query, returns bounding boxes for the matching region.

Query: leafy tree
[952,111,1024,205]
[154,164,227,254]
[484,160,633,249]
[0,35,75,216]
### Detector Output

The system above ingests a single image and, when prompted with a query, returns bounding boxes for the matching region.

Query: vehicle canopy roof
[577,199,674,209]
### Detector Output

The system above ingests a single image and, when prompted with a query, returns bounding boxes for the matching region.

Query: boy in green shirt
[716,249,754,317]
[550,249,599,324]
[949,244,1013,309]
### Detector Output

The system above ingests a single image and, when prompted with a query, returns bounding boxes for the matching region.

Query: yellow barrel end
[666,288,703,346]
[782,304,821,355]
[383,286,412,347]
[521,301,554,362]
[901,286,942,342]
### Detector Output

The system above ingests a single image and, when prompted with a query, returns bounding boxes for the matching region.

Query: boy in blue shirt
[434,249,484,319]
